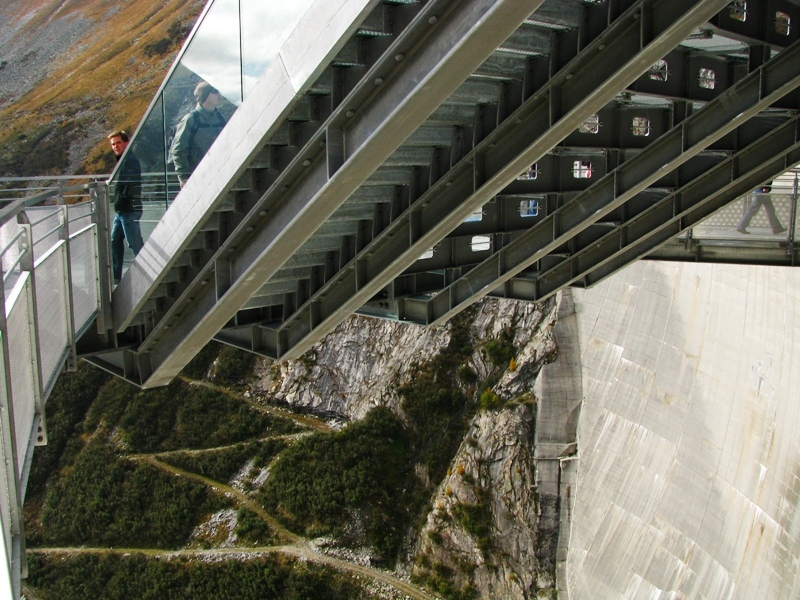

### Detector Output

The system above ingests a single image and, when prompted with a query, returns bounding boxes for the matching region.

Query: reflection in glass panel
[465,208,483,223]
[241,0,316,97]
[517,163,539,181]
[113,0,324,227]
[631,116,650,137]
[181,0,243,106]
[648,59,668,82]
[572,160,592,179]
[578,114,600,134]
[698,68,715,90]
[775,12,791,36]
[729,0,747,22]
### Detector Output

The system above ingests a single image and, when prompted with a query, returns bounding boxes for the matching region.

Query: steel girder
[473,114,800,304]
[396,37,800,327]
[88,0,800,384]
[127,0,549,386]
[228,0,731,358]
[579,117,800,284]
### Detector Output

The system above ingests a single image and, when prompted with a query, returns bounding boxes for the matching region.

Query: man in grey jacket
[170,81,227,187]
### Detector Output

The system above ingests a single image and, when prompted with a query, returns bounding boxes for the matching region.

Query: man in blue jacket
[108,130,143,283]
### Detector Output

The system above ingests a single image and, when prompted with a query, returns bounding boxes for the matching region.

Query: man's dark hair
[107,130,129,142]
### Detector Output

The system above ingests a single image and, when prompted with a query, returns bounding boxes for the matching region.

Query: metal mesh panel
[0,221,23,303]
[5,276,36,475]
[26,206,63,254]
[69,227,99,334]
[0,334,13,563]
[34,244,69,393]
[701,193,793,228]
[67,202,94,236]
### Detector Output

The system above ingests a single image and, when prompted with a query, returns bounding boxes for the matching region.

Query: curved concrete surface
[568,261,800,599]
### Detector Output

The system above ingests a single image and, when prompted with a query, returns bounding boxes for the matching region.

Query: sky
[181,0,316,105]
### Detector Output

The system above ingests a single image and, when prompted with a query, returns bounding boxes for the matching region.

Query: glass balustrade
[107,0,315,263]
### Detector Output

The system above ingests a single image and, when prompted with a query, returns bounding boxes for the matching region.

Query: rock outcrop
[251,296,563,598]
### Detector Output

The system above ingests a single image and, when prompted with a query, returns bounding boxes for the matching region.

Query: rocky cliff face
[249,296,562,598]
[253,298,557,421]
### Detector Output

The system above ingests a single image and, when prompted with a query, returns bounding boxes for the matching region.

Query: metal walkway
[4,0,800,595]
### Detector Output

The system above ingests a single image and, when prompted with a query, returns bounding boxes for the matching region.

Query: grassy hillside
[0,0,204,177]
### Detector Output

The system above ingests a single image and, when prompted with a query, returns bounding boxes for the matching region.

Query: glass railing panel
[105,0,341,279]
[0,220,24,302]
[181,0,243,106]
[5,276,36,474]
[119,93,168,218]
[69,227,100,336]
[34,246,70,394]
[240,0,315,97]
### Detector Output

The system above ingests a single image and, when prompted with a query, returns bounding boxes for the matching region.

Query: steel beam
[579,117,800,287]
[257,0,731,353]
[135,0,550,386]
[403,37,800,326]
[487,114,800,302]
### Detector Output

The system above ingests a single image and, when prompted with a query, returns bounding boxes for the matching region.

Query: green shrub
[453,499,493,554]
[214,346,256,385]
[37,437,229,548]
[262,406,412,559]
[478,388,503,411]
[235,507,275,546]
[89,379,298,453]
[181,340,222,379]
[27,363,110,500]
[484,326,516,368]
[160,438,288,483]
[26,552,370,600]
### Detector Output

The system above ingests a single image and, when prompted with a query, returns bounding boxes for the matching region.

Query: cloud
[180,0,315,104]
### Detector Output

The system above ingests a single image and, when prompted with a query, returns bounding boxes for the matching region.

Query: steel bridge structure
[3,0,800,596]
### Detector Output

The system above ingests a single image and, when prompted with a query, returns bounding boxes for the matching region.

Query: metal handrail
[0,180,100,229]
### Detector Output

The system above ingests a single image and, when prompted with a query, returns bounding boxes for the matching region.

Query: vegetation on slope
[35,434,228,548]
[24,303,526,596]
[83,377,299,454]
[26,552,371,600]
[22,345,408,597]
[261,306,521,568]
[0,0,204,177]
[262,406,413,559]
[159,438,289,485]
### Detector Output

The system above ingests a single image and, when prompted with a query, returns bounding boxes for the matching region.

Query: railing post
[92,182,114,336]
[0,234,27,596]
[788,172,798,257]
[56,202,78,372]
[15,214,47,449]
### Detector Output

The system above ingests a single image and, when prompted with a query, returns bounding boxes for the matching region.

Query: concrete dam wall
[564,261,800,599]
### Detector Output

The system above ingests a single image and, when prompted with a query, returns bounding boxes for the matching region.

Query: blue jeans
[111,211,143,280]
